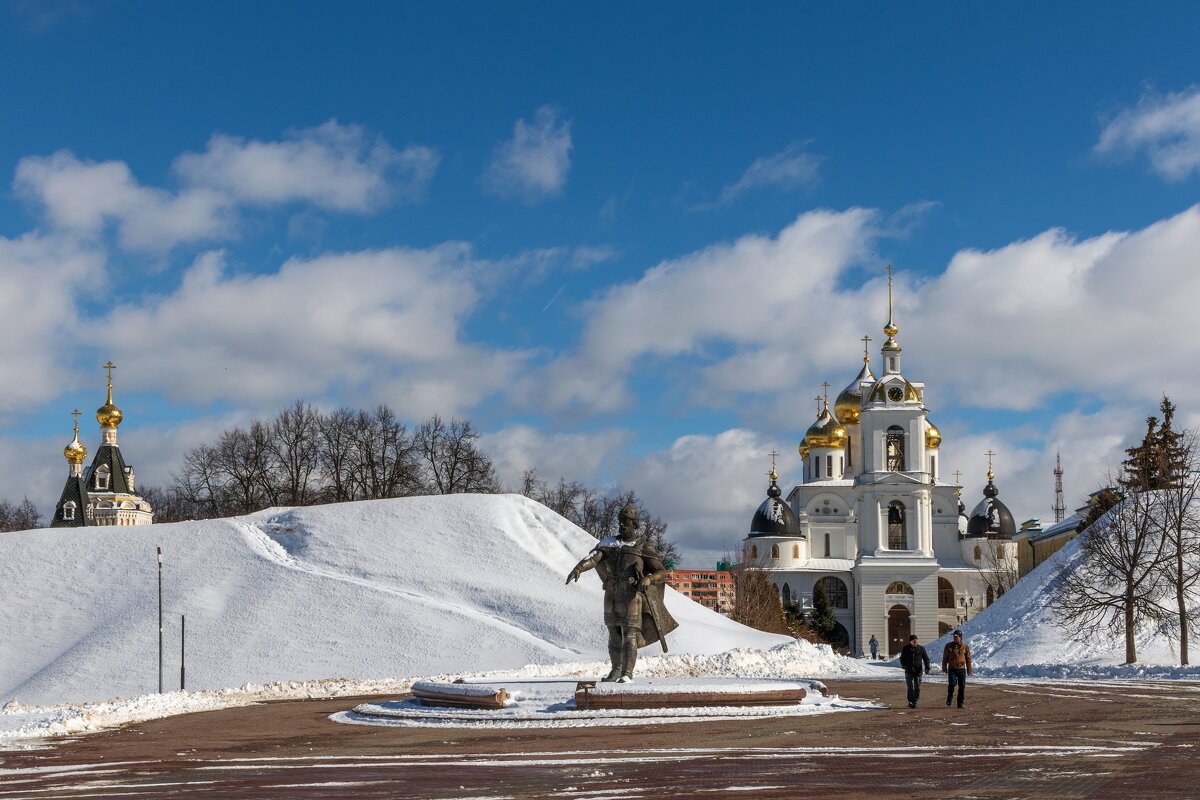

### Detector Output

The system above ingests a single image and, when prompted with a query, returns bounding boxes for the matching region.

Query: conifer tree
[810,581,837,640]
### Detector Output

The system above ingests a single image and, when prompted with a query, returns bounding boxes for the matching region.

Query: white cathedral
[743,272,1019,657]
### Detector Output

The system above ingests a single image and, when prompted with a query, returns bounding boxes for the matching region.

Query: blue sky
[3,2,1199,562]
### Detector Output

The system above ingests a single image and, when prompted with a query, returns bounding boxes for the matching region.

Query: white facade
[743,319,1018,657]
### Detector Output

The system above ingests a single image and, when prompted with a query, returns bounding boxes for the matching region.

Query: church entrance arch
[887,604,911,657]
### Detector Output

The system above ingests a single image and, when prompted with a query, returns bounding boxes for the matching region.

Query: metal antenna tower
[1053,451,1066,523]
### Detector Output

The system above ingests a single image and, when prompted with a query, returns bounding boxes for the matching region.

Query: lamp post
[156,547,163,694]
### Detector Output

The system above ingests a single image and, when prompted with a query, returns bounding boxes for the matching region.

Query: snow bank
[927,527,1200,678]
[0,494,794,708]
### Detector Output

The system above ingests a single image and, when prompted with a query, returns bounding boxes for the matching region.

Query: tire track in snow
[232,521,584,659]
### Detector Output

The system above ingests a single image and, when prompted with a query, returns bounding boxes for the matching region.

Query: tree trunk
[1124,596,1137,664]
[1180,551,1190,665]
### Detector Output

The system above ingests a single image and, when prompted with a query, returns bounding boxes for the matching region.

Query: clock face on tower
[887,386,904,402]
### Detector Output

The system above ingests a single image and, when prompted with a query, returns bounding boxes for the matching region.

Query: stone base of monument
[573,679,808,710]
[332,676,870,729]
[410,680,512,709]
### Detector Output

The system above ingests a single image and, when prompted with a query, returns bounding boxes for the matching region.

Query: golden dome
[96,361,123,428]
[925,419,942,449]
[64,410,88,463]
[834,361,875,425]
[804,401,847,450]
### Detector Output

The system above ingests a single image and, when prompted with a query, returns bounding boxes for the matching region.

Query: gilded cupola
[834,336,876,425]
[96,361,123,429]
[925,418,942,449]
[63,409,87,464]
[803,399,846,451]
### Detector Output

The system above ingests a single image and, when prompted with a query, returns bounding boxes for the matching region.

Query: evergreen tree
[810,581,837,640]
[1120,396,1188,491]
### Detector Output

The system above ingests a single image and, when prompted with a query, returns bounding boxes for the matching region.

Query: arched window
[886,581,914,594]
[846,436,853,467]
[821,576,849,608]
[938,576,955,608]
[886,426,906,471]
[888,501,908,549]
[974,545,982,563]
[781,582,792,606]
[986,585,995,606]
[770,544,780,559]
[792,544,799,559]
[751,545,758,560]
[95,465,110,491]
[824,532,831,557]
[62,501,76,521]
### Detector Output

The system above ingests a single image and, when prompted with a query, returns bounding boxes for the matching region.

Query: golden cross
[814,395,822,415]
[767,450,779,478]
[984,450,996,479]
[102,361,117,387]
[861,335,872,362]
[821,381,831,405]
[952,469,963,484]
[71,408,81,433]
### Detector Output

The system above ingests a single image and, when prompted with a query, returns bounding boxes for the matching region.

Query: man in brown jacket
[941,630,973,708]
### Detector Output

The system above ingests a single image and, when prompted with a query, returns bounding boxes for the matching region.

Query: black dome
[966,480,1016,538]
[749,476,800,537]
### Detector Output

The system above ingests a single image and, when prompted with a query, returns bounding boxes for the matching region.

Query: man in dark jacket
[899,634,931,708]
[941,629,973,708]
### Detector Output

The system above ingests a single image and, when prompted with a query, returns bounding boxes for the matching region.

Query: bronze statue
[566,503,679,682]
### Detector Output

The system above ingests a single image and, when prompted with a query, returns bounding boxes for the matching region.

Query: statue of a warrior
[566,503,679,682]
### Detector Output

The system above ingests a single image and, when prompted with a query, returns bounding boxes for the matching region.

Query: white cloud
[0,233,104,410]
[13,151,231,250]
[482,106,572,201]
[174,120,439,210]
[14,121,437,251]
[520,207,879,413]
[1096,87,1200,181]
[718,141,823,204]
[93,247,530,417]
[482,425,632,491]
[621,429,803,565]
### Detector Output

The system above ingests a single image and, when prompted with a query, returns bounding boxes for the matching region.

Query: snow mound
[927,527,1200,678]
[0,494,796,707]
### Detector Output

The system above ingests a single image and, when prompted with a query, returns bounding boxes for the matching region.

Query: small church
[50,362,154,527]
[743,269,1019,657]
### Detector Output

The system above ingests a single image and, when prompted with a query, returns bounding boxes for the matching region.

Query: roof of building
[966,477,1017,538]
[49,475,87,528]
[749,472,801,537]
[86,443,133,495]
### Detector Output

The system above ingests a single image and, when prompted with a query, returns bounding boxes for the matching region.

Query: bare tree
[0,497,43,531]
[267,401,321,506]
[974,539,1020,605]
[414,415,500,494]
[351,406,421,499]
[730,556,788,635]
[317,407,359,502]
[1053,482,1171,664]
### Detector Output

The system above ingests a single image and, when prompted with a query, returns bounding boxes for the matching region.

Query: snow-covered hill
[0,494,794,706]
[929,528,1200,678]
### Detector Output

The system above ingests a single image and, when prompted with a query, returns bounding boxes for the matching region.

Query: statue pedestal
[574,678,809,710]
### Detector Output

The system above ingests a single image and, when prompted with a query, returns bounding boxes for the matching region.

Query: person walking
[899,634,930,708]
[942,629,973,708]
[869,634,879,660]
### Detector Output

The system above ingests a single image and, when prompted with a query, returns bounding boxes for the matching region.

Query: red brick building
[666,569,735,613]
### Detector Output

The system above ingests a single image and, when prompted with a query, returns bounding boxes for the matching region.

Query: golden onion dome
[925,419,942,449]
[96,362,123,428]
[63,431,87,463]
[804,401,847,450]
[798,437,810,459]
[834,361,875,425]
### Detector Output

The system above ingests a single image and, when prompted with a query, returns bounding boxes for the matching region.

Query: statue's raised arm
[565,548,603,584]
